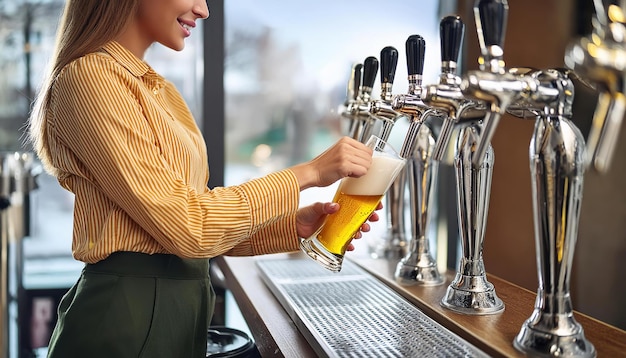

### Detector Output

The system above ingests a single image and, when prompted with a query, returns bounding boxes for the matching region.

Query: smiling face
[117,0,209,58]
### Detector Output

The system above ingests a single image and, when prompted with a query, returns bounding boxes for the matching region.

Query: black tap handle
[475,0,508,50]
[440,15,465,63]
[362,56,379,89]
[406,35,426,76]
[380,46,399,85]
[349,63,363,101]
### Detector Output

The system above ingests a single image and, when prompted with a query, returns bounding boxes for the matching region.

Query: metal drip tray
[256,257,489,358]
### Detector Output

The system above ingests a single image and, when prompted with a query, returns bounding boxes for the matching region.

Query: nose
[193,0,209,19]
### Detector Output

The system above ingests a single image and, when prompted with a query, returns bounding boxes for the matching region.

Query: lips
[178,19,194,36]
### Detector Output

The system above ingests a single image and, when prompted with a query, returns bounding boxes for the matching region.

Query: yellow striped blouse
[46,41,301,264]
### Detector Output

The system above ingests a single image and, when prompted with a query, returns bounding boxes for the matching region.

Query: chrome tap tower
[368,46,411,260]
[340,36,447,282]
[421,13,505,315]
[503,68,597,358]
[340,47,409,260]
[392,35,444,286]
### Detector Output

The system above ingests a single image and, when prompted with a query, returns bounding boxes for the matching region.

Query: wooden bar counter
[215,252,626,357]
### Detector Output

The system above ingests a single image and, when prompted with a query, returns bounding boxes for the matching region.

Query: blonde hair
[28,0,138,176]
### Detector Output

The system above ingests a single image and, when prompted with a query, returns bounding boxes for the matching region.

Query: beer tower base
[514,321,596,358]
[300,238,344,273]
[440,272,505,315]
[395,258,445,286]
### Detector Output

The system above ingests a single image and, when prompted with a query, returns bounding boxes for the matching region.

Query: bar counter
[215,252,626,357]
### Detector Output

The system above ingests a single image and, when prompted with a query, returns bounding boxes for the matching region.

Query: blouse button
[153,88,159,95]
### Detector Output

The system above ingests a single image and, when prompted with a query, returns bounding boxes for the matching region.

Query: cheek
[137,0,172,26]
[135,5,156,29]
[136,6,172,39]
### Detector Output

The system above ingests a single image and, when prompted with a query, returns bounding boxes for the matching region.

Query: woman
[28,0,379,357]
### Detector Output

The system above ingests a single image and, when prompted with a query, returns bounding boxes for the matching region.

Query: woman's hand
[290,137,373,190]
[296,201,382,251]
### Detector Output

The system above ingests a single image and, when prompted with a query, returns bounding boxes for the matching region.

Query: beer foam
[340,153,406,196]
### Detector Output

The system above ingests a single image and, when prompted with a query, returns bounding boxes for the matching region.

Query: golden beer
[316,192,383,255]
[301,135,406,272]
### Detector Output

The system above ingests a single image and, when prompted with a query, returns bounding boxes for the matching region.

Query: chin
[160,40,186,52]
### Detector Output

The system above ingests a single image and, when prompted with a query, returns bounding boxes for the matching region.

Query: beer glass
[300,136,406,272]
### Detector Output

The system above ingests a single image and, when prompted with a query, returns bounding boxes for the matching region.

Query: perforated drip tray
[256,257,490,358]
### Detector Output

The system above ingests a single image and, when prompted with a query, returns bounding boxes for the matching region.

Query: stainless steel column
[392,34,444,286]
[509,69,597,358]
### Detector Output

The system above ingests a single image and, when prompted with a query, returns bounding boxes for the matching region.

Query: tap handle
[362,56,379,91]
[347,63,362,102]
[359,56,378,102]
[474,0,508,59]
[440,15,465,64]
[380,46,399,86]
[406,35,426,76]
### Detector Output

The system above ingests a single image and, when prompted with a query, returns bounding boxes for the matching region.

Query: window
[223,1,443,253]
[224,0,442,189]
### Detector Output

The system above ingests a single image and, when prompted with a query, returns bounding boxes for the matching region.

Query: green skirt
[47,252,215,358]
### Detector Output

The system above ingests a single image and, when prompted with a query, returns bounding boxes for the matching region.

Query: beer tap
[341,56,379,142]
[421,13,509,315]
[347,63,362,106]
[366,46,413,259]
[462,0,518,167]
[565,0,626,173]
[370,46,408,141]
[422,16,485,163]
[505,68,597,358]
[340,63,362,137]
[392,34,445,286]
